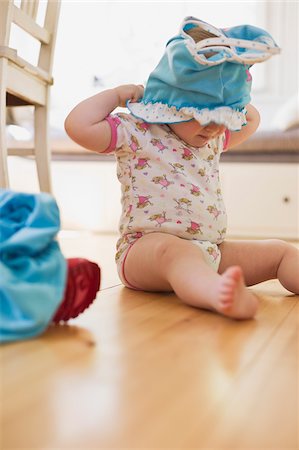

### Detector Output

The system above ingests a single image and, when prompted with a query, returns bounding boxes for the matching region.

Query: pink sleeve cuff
[223,129,231,151]
[103,115,118,153]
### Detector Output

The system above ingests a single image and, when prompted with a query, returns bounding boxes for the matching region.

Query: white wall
[50,0,298,131]
[9,1,298,130]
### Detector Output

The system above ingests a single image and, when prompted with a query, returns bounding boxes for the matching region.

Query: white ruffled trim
[127,101,247,131]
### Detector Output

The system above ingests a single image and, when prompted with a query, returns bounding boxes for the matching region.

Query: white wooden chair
[0,0,61,193]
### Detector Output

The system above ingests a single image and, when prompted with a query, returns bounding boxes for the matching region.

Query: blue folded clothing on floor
[0,189,67,343]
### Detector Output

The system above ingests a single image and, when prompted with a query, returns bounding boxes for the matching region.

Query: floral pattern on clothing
[108,113,228,261]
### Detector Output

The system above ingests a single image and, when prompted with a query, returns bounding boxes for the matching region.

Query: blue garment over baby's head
[128,17,280,130]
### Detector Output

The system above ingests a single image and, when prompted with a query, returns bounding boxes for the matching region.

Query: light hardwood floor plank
[1,234,298,449]
[1,285,298,448]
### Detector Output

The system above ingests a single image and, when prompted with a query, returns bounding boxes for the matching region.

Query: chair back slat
[1,0,60,76]
[0,1,13,45]
[38,1,60,73]
[12,4,50,44]
[21,0,39,20]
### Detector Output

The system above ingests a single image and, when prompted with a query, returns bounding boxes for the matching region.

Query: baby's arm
[64,84,144,152]
[227,104,260,149]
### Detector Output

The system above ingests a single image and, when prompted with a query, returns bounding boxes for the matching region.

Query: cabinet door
[220,163,299,239]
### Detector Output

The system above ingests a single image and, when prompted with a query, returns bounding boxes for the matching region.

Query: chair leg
[0,59,9,189]
[34,90,52,193]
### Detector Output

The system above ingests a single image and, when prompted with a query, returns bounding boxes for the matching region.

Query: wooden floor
[1,233,298,449]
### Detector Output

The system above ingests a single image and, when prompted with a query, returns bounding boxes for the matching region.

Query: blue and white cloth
[128,16,280,130]
[0,190,67,343]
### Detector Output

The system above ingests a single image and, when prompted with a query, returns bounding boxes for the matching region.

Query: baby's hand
[198,122,226,140]
[115,84,144,107]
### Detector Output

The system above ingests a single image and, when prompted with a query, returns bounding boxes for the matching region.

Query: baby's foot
[216,266,258,319]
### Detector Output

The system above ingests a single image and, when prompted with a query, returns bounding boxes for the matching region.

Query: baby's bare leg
[124,233,258,319]
[218,239,299,294]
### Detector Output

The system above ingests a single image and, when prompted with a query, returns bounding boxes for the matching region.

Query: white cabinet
[8,156,299,239]
[220,163,299,239]
[8,157,121,232]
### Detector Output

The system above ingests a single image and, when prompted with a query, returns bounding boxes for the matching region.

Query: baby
[65,17,299,319]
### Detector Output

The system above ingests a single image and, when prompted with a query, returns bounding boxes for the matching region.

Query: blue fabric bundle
[128,16,280,130]
[0,190,67,343]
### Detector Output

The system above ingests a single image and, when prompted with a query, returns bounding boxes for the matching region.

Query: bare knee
[267,239,289,256]
[130,232,185,273]
[265,239,289,270]
[265,239,292,277]
[265,239,288,251]
[270,239,299,293]
[124,233,181,291]
[151,234,184,267]
[219,238,292,283]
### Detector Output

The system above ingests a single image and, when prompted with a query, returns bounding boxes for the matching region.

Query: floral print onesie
[104,113,229,288]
